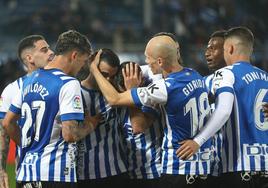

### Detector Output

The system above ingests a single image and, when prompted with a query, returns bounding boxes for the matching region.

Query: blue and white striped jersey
[131,68,212,175]
[10,68,84,182]
[77,87,127,180]
[211,62,268,173]
[119,107,163,179]
[204,74,223,176]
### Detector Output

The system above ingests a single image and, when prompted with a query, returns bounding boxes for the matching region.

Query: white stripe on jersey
[234,94,242,172]
[52,71,65,75]
[16,70,82,182]
[60,76,74,80]
[120,108,162,179]
[77,88,127,180]
[40,145,54,181]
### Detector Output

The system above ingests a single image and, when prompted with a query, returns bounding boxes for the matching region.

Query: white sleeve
[194,92,234,146]
[212,68,235,96]
[131,79,167,108]
[0,81,21,117]
[0,82,18,112]
[59,80,84,121]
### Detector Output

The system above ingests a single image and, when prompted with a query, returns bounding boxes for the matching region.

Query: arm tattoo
[66,120,94,141]
[0,120,10,171]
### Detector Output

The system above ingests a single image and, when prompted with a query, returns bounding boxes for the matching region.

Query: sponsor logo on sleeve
[147,83,159,94]
[73,95,82,110]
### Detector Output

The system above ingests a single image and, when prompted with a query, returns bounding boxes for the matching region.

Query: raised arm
[90,50,134,106]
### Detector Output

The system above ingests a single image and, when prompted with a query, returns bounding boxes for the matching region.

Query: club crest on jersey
[73,95,82,110]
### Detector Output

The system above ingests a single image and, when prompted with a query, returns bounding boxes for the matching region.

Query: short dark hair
[17,35,45,62]
[55,30,92,55]
[224,26,254,52]
[210,30,226,38]
[153,32,177,42]
[91,48,120,68]
[116,61,142,91]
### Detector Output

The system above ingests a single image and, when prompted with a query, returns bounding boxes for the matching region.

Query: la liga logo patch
[73,95,82,110]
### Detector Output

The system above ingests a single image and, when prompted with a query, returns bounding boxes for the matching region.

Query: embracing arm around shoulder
[176,67,235,160]
[61,115,95,142]
[129,107,155,134]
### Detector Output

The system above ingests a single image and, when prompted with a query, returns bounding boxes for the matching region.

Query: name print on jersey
[23,82,49,100]
[242,71,268,84]
[182,79,206,96]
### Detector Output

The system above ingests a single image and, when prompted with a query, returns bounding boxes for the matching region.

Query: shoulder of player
[213,66,234,79]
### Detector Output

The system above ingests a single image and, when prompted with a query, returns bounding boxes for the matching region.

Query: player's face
[31,40,54,68]
[98,61,118,83]
[144,49,162,75]
[205,37,225,72]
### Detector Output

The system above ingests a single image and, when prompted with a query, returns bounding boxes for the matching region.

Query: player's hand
[88,113,102,129]
[0,170,9,188]
[262,102,268,118]
[176,140,200,160]
[123,62,142,90]
[90,49,102,73]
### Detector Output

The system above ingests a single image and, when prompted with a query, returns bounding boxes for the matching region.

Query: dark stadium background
[0,0,267,187]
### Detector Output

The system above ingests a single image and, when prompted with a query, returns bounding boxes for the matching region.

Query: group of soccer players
[0,26,268,188]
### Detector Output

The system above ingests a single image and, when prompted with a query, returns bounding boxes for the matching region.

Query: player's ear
[229,44,234,55]
[25,54,35,66]
[70,50,78,62]
[157,57,163,67]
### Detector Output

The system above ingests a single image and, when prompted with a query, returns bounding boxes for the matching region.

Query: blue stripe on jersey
[215,86,234,97]
[94,136,101,178]
[9,104,21,114]
[89,91,96,116]
[0,112,5,119]
[104,122,112,177]
[36,151,41,181]
[112,118,121,175]
[260,156,265,171]
[99,95,112,177]
[79,87,127,179]
[140,134,147,178]
[130,134,138,179]
[60,143,68,182]
[49,140,62,181]
[22,165,27,181]
[29,165,33,181]
[82,90,95,178]
[71,165,75,182]
[230,106,238,172]
[149,127,158,178]
[249,155,255,171]
[131,89,142,107]
[61,113,84,121]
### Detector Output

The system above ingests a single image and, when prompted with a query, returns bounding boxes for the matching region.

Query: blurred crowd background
[0,0,268,92]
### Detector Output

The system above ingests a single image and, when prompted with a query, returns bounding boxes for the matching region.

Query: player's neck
[44,55,68,73]
[230,55,251,65]
[81,74,98,90]
[163,63,183,78]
